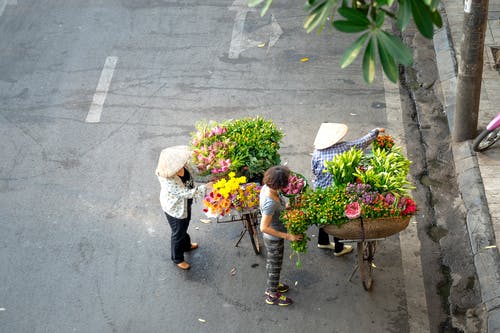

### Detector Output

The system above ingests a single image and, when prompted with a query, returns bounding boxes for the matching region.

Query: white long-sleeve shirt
[157,175,207,219]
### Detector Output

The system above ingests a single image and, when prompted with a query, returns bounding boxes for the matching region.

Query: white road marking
[86,56,118,123]
[266,14,283,50]
[383,76,431,332]
[228,0,282,59]
[228,0,253,59]
[0,2,6,17]
[0,0,16,17]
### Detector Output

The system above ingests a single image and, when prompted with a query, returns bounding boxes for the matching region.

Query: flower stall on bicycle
[280,134,417,290]
[190,116,286,255]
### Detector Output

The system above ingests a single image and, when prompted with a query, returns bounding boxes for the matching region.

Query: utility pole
[453,0,489,142]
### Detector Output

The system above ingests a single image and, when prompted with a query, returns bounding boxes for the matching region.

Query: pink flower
[282,173,306,195]
[211,126,226,136]
[384,193,396,205]
[221,160,231,170]
[345,202,361,219]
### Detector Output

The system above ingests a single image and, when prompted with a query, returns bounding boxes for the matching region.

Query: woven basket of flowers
[323,215,411,240]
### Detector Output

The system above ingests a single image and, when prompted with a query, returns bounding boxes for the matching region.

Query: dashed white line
[0,0,16,17]
[86,56,118,123]
[0,2,6,17]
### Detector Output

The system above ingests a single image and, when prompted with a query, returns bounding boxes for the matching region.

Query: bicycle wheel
[245,215,260,255]
[473,128,500,152]
[357,241,376,291]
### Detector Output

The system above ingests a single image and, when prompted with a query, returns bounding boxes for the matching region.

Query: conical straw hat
[313,123,348,150]
[156,145,192,178]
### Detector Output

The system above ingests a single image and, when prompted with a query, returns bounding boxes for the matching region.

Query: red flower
[402,198,417,215]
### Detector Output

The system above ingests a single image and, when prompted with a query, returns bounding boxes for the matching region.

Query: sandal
[177,261,191,270]
[190,243,199,250]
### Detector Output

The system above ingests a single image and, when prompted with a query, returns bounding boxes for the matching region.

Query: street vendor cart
[190,116,284,256]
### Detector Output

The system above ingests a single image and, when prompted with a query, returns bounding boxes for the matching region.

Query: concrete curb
[435,4,500,332]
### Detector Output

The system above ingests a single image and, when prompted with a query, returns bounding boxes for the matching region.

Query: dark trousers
[318,227,344,252]
[165,210,192,264]
[264,238,284,293]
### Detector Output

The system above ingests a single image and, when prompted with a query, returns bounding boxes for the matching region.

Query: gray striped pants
[264,238,284,293]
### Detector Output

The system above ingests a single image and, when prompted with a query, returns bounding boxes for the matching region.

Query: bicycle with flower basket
[281,134,417,290]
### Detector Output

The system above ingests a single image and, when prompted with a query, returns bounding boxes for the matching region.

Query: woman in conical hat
[311,123,384,256]
[156,145,213,270]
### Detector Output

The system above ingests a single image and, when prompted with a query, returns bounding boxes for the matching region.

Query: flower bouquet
[281,195,310,267]
[373,134,395,151]
[202,172,262,218]
[190,123,234,182]
[282,172,308,197]
[192,116,282,218]
[191,116,283,181]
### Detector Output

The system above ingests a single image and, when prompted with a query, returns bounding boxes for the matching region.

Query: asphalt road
[0,1,437,332]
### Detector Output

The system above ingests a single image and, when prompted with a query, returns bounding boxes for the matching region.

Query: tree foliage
[248,0,442,84]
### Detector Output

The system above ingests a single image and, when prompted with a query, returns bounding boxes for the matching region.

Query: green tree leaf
[375,10,385,28]
[362,38,376,83]
[304,11,324,33]
[377,30,413,66]
[397,0,411,31]
[430,0,440,9]
[340,32,369,68]
[248,0,273,17]
[410,0,434,38]
[304,0,325,9]
[377,36,399,83]
[260,0,273,16]
[377,0,394,6]
[338,6,370,25]
[333,20,369,33]
[248,0,442,84]
[304,0,335,33]
[430,8,443,28]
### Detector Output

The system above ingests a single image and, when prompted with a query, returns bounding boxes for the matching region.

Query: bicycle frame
[486,112,500,131]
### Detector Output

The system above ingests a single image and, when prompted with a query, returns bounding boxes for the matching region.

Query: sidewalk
[434,1,500,331]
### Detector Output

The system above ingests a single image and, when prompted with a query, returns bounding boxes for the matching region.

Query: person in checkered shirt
[311,123,385,256]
